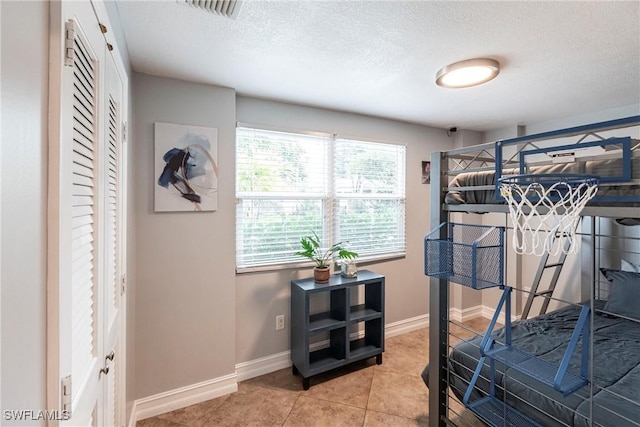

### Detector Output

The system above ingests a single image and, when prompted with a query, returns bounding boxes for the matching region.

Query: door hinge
[121,274,127,295]
[122,121,127,143]
[64,21,76,67]
[61,375,72,416]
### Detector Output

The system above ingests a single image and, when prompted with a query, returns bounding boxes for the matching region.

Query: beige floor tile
[386,330,428,357]
[202,383,299,427]
[303,363,374,408]
[449,318,498,346]
[448,395,485,427]
[243,366,304,392]
[367,369,429,420]
[141,319,500,426]
[157,395,229,427]
[374,343,429,378]
[137,416,186,427]
[363,410,428,426]
[283,396,365,427]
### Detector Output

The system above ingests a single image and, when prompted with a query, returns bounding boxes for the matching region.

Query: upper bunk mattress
[445,158,640,206]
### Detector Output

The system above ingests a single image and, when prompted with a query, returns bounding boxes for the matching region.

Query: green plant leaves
[295,231,358,268]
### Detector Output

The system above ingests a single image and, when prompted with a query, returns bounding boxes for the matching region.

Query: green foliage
[295,231,358,268]
[236,134,404,266]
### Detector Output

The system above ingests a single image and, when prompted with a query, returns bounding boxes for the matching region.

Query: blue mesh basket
[425,223,505,289]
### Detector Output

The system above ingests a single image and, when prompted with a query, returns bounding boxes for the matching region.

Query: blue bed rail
[463,287,591,427]
[493,115,640,203]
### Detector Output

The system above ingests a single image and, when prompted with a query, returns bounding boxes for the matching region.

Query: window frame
[235,123,407,273]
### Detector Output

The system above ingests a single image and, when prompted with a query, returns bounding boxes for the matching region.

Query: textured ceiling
[116,0,640,131]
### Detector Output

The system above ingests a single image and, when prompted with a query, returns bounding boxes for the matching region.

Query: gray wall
[450,130,484,313]
[0,1,49,422]
[235,96,453,364]
[132,84,454,397]
[133,73,237,398]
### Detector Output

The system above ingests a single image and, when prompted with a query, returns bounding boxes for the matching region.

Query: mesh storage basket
[425,223,505,290]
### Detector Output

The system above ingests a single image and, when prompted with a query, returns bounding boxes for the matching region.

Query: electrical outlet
[276,314,285,330]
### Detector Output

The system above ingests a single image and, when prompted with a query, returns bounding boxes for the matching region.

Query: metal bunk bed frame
[427,115,640,427]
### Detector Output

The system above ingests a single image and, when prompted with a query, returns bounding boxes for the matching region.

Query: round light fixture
[436,58,500,88]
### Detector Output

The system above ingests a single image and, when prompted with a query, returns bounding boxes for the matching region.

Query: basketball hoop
[499,174,599,256]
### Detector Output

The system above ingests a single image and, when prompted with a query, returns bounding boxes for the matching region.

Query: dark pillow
[600,268,640,319]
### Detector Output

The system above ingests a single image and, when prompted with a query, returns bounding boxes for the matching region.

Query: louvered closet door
[60,2,106,425]
[50,1,128,425]
[100,48,124,427]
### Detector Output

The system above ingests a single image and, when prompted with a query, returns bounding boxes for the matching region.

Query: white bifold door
[48,1,128,426]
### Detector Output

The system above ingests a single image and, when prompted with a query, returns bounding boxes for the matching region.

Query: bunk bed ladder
[521,226,576,320]
[463,287,543,427]
[464,286,591,427]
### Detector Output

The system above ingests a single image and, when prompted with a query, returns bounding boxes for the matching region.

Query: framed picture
[154,122,218,212]
[422,161,431,184]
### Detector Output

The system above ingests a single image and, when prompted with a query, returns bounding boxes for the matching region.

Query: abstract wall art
[422,160,431,184]
[155,122,218,212]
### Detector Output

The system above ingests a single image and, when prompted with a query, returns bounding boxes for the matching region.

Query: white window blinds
[333,138,406,258]
[236,127,406,270]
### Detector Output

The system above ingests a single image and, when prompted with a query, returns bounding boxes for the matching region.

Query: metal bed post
[427,116,640,426]
[428,150,448,427]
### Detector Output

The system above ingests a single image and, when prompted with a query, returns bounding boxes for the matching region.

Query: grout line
[281,391,303,426]
[305,394,369,411]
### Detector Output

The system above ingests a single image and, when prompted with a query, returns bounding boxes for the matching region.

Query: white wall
[0,1,49,423]
[133,73,237,398]
[235,96,453,364]
[484,104,640,144]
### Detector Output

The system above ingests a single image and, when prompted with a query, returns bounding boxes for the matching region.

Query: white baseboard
[235,313,431,385]
[450,306,483,323]
[135,307,496,422]
[385,313,430,338]
[127,402,137,427]
[135,373,237,422]
[481,305,517,324]
[235,350,291,382]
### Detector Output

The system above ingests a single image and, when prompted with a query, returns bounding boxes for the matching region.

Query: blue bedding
[423,302,640,426]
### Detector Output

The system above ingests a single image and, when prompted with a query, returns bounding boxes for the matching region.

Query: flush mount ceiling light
[436,58,500,89]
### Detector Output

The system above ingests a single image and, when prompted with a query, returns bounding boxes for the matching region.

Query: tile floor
[137,319,491,427]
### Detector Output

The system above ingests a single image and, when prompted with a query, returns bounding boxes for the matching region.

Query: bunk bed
[423,116,640,427]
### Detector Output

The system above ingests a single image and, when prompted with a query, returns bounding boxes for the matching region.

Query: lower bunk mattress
[422,302,640,427]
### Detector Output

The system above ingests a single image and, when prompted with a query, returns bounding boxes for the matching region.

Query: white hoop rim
[499,173,600,256]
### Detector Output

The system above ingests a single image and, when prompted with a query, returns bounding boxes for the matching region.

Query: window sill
[235,252,406,275]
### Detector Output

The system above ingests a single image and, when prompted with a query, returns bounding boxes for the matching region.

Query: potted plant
[295,231,358,283]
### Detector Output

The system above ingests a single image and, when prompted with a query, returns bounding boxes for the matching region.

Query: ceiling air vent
[182,0,242,19]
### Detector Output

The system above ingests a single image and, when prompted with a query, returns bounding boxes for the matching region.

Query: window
[236,127,406,271]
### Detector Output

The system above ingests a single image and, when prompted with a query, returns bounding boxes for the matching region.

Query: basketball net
[499,175,599,256]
